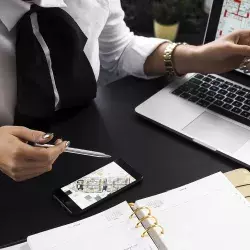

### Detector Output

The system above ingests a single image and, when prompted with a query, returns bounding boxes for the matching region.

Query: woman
[0,0,250,181]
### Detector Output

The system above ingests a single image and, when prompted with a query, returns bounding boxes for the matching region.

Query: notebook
[3,171,250,250]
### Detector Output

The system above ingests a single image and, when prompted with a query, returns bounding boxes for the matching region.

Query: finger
[20,140,69,163]
[229,29,250,41]
[8,126,54,143]
[20,139,28,144]
[241,62,250,74]
[51,139,64,164]
[37,133,54,144]
[55,139,63,145]
[231,44,250,56]
[50,141,70,163]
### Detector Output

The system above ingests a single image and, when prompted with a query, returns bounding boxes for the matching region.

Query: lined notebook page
[27,202,157,250]
[135,172,250,250]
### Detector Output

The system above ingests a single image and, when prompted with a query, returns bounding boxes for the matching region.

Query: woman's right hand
[0,126,68,182]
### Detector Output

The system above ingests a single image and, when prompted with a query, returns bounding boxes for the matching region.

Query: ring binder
[129,203,164,238]
[135,215,158,228]
[129,206,151,219]
[141,224,164,238]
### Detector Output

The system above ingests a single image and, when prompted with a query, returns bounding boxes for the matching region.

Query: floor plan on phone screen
[61,162,136,209]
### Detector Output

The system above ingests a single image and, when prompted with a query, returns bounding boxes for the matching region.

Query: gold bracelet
[163,42,187,81]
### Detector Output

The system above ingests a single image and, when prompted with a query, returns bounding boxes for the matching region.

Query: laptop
[135,0,250,167]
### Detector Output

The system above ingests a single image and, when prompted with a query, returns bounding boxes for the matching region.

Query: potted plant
[152,0,182,41]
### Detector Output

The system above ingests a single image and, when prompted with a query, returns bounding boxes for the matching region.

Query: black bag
[15,5,97,129]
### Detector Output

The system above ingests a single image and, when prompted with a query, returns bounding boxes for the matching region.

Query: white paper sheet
[27,202,157,250]
[136,172,250,250]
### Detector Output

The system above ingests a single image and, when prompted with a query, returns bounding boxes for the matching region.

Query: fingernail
[65,141,71,147]
[42,133,54,139]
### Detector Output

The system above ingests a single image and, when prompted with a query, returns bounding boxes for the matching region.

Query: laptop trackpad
[182,112,250,154]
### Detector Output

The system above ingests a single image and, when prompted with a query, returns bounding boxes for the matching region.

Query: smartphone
[53,159,143,215]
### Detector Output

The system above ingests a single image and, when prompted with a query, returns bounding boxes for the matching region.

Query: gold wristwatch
[163,42,186,81]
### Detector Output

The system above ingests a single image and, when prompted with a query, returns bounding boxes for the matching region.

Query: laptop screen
[216,1,250,38]
[215,0,250,75]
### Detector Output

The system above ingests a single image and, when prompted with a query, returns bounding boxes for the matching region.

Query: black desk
[0,76,240,248]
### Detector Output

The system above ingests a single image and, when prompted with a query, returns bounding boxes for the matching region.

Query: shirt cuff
[121,36,168,79]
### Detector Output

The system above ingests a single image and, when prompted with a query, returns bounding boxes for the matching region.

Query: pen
[34,143,111,158]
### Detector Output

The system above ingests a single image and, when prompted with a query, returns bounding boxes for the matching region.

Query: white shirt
[0,0,165,125]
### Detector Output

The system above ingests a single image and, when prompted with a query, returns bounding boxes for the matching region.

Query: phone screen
[58,160,139,212]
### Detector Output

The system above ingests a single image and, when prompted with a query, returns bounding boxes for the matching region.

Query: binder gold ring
[141,224,164,238]
[129,206,151,219]
[135,215,158,228]
[129,203,135,208]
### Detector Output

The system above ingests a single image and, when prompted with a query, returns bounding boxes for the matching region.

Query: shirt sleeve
[98,0,167,84]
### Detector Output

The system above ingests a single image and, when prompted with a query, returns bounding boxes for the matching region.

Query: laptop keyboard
[172,74,250,127]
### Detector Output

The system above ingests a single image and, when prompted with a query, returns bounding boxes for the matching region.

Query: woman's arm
[98,0,166,81]
[144,30,250,76]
